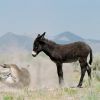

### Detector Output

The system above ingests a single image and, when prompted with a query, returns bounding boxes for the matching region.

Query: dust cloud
[0,50,80,90]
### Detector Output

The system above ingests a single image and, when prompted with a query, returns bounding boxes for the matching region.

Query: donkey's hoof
[77,85,83,88]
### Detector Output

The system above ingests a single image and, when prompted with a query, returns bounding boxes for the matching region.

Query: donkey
[32,32,93,87]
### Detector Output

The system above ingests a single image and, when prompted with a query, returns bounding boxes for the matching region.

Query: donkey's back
[53,41,92,64]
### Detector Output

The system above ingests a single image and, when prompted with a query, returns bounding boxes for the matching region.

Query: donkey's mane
[44,38,57,46]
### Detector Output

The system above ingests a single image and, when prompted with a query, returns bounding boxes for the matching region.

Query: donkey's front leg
[56,63,64,86]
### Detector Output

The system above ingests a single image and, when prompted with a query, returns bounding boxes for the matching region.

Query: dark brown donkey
[32,32,93,87]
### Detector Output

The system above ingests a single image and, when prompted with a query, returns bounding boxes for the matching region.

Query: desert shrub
[95,71,100,81]
[92,55,100,81]
[92,55,100,71]
[16,96,24,100]
[82,91,98,100]
[3,95,13,100]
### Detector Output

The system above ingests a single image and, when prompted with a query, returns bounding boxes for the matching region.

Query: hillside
[52,31,84,44]
[0,32,33,52]
[0,32,100,53]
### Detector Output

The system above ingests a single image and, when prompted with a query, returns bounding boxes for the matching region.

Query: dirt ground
[0,53,99,100]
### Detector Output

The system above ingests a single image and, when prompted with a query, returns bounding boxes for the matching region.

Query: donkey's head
[32,32,46,57]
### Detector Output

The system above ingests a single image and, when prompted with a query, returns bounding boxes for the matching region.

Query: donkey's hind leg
[86,64,92,86]
[87,64,91,79]
[77,66,87,88]
[77,58,87,88]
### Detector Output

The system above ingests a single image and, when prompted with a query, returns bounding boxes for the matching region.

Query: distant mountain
[0,32,33,52]
[0,32,99,53]
[52,31,84,44]
[49,31,100,53]
[87,39,100,43]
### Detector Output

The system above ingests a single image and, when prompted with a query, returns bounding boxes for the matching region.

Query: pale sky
[0,0,100,39]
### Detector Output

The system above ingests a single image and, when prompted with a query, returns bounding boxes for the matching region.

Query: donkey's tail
[89,48,93,65]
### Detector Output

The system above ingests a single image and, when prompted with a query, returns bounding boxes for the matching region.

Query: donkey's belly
[63,58,78,63]
[50,56,78,63]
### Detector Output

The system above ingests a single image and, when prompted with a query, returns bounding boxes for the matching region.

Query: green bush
[3,95,13,100]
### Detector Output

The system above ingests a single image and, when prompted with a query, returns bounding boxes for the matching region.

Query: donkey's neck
[42,39,57,58]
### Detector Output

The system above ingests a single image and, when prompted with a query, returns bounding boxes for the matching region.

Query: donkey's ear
[37,32,46,39]
[41,32,46,38]
[37,34,41,38]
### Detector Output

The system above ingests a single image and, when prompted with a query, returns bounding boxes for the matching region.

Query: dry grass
[0,84,100,100]
[0,52,100,100]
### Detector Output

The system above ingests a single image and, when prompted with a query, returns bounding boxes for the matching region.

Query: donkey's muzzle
[32,51,37,57]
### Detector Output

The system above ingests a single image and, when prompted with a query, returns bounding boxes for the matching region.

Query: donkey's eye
[35,46,38,49]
